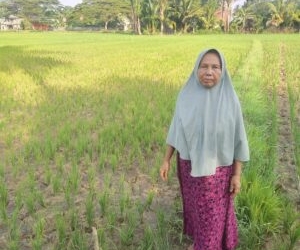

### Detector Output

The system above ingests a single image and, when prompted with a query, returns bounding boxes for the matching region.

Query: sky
[60,0,82,7]
[232,0,246,9]
[58,0,245,9]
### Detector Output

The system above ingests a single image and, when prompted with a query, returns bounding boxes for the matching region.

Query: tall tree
[0,0,62,26]
[142,0,159,33]
[128,0,142,34]
[200,0,218,30]
[158,0,169,34]
[231,6,255,32]
[68,0,130,29]
[84,0,130,29]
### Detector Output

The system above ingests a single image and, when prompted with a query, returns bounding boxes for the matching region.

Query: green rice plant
[70,209,79,231]
[8,241,19,250]
[55,154,65,175]
[106,209,117,233]
[98,153,106,171]
[110,154,118,173]
[99,190,110,217]
[118,173,125,191]
[67,163,80,193]
[0,163,4,178]
[119,210,137,246]
[43,133,56,161]
[281,203,300,250]
[103,173,112,189]
[236,176,282,235]
[36,190,45,208]
[64,185,73,208]
[87,166,96,192]
[0,181,8,220]
[119,189,130,217]
[24,191,36,215]
[75,134,90,160]
[8,210,20,250]
[52,172,62,195]
[85,192,95,227]
[55,213,67,248]
[155,209,170,249]
[145,190,155,210]
[31,217,46,250]
[138,225,155,250]
[237,222,264,250]
[149,164,159,184]
[14,189,22,211]
[135,199,146,223]
[97,228,107,250]
[44,164,52,186]
[68,229,88,250]
[289,225,300,250]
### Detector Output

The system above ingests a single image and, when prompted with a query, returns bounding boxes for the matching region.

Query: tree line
[0,0,299,33]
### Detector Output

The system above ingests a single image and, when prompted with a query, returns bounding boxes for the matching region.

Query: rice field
[0,32,299,250]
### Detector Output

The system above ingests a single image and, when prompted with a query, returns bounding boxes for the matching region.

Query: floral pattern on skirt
[177,153,238,250]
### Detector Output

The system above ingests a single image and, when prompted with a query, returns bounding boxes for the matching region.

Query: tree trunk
[160,9,164,35]
[137,17,141,35]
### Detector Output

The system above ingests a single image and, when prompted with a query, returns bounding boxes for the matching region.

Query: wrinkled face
[197,52,222,88]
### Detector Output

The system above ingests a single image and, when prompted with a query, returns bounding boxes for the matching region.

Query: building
[0,15,23,30]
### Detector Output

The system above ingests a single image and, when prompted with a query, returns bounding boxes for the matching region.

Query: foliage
[0,0,299,32]
[0,0,64,27]
[168,0,203,33]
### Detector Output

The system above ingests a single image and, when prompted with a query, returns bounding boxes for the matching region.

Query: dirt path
[275,44,300,248]
[275,44,300,205]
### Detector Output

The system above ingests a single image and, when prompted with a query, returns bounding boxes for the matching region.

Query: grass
[0,32,299,249]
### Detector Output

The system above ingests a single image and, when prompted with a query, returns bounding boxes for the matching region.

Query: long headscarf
[167,48,249,177]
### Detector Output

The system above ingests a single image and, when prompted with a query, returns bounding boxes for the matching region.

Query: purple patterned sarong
[177,153,238,250]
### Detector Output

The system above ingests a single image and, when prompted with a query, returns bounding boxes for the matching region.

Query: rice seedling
[99,189,110,218]
[106,209,117,233]
[119,210,137,246]
[119,189,130,217]
[155,209,171,249]
[0,181,8,220]
[85,192,95,227]
[68,228,88,250]
[31,217,46,250]
[67,163,80,193]
[55,213,67,248]
[52,173,62,195]
[145,190,155,210]
[138,225,155,250]
[8,210,20,250]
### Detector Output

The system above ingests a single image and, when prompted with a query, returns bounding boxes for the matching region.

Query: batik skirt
[177,153,238,250]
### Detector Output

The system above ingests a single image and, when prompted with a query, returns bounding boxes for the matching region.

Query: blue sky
[60,0,82,7]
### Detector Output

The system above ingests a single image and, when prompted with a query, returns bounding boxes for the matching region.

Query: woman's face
[197,52,222,88]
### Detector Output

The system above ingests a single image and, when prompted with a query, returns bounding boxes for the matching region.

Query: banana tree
[169,0,203,33]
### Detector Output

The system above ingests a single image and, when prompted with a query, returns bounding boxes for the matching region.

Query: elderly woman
[160,49,249,250]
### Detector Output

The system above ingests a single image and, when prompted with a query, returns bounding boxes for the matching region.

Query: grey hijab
[167,48,249,177]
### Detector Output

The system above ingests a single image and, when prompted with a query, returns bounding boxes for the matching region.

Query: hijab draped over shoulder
[167,49,249,177]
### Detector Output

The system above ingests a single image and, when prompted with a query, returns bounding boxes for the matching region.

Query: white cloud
[60,0,82,7]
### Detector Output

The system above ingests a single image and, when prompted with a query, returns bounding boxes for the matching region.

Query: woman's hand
[160,161,171,181]
[160,145,175,181]
[230,175,241,197]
